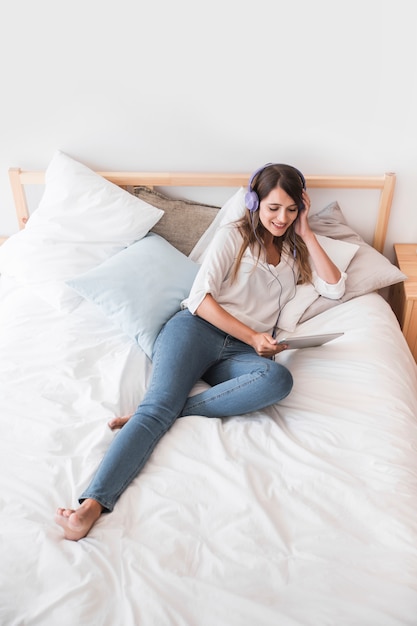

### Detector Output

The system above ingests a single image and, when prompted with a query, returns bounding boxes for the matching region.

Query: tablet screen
[278,332,344,349]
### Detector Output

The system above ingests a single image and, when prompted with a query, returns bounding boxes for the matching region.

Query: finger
[272,344,287,355]
[302,191,311,209]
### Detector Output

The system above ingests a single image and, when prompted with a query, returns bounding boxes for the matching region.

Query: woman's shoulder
[211,222,243,248]
[198,222,244,266]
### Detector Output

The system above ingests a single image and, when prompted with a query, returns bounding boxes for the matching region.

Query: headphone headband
[245,163,306,212]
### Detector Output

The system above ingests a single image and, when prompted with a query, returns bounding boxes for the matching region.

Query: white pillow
[189,187,246,263]
[66,233,199,359]
[278,235,359,332]
[0,151,164,311]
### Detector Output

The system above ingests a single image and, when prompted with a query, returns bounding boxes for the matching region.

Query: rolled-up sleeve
[312,270,347,300]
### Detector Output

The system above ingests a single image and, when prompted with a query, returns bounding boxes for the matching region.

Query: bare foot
[108,414,132,430]
[55,499,103,541]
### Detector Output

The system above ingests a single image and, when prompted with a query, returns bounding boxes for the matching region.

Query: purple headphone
[245,163,306,212]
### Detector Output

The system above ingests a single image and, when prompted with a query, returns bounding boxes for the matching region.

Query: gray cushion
[132,186,220,256]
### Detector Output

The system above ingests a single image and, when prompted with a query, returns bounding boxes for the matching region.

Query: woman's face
[258,185,299,239]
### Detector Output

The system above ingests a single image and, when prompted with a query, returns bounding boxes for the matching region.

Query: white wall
[1,0,416,256]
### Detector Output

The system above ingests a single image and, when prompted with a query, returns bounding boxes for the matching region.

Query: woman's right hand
[196,295,288,358]
[251,333,288,358]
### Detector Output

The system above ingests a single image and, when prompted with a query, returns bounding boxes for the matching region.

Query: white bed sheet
[1,276,417,626]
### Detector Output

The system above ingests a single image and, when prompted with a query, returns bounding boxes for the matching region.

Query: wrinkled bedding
[1,276,417,626]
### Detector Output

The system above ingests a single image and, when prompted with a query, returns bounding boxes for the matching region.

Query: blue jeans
[80,310,293,511]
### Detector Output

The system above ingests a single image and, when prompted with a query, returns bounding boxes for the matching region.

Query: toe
[108,415,131,430]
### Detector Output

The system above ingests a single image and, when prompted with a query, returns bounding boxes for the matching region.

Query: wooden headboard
[8,169,396,254]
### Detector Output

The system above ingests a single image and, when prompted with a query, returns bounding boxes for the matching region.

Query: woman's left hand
[294,190,314,239]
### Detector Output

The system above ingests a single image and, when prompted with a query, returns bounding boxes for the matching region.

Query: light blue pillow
[67,233,199,358]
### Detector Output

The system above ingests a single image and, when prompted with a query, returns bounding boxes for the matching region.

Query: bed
[1,151,417,626]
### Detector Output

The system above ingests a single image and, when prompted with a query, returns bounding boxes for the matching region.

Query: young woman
[55,163,346,540]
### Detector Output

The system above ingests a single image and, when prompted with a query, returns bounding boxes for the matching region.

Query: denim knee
[271,362,293,401]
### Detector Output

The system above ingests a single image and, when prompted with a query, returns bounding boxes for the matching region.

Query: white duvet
[1,277,417,626]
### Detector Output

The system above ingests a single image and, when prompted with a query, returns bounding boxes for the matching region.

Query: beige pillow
[299,201,406,323]
[132,186,219,256]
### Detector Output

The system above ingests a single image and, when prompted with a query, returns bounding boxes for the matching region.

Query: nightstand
[389,244,417,362]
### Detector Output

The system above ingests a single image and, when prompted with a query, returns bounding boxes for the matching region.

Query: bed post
[373,172,396,253]
[8,168,30,230]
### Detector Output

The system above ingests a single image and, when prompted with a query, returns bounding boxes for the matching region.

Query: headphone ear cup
[245,190,259,212]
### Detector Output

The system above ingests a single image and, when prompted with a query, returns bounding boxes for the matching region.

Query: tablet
[278,332,344,349]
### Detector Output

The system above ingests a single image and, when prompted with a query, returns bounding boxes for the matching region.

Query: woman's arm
[296,191,342,284]
[301,232,342,284]
[195,294,287,358]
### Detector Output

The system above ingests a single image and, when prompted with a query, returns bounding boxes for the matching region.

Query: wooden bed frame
[8,168,396,253]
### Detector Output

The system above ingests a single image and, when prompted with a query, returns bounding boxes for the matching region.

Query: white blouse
[184,224,346,335]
